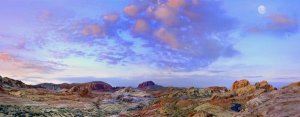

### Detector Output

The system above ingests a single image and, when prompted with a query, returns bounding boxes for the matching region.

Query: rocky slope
[0,76,28,89]
[34,83,80,91]
[238,82,300,117]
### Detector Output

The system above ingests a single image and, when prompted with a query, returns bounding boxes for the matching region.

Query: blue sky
[0,0,299,87]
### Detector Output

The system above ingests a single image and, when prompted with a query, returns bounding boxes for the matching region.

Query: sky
[0,0,299,88]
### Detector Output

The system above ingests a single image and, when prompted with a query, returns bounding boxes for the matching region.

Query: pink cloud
[38,10,53,21]
[154,6,177,25]
[249,14,298,34]
[124,4,138,17]
[268,14,297,30]
[133,19,149,33]
[0,52,62,74]
[103,13,119,23]
[0,53,14,62]
[167,0,186,8]
[81,24,104,37]
[154,28,180,48]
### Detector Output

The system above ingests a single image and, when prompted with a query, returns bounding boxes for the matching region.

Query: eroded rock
[137,81,163,90]
[69,81,113,93]
[231,79,250,91]
[255,80,276,91]
[239,84,300,117]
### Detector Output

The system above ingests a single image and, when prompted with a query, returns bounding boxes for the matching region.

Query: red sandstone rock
[138,81,163,90]
[231,79,250,91]
[138,81,155,88]
[255,80,275,91]
[239,84,300,117]
[69,81,113,93]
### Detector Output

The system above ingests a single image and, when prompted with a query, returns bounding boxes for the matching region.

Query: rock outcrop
[231,80,275,96]
[235,85,256,96]
[137,81,163,90]
[230,79,250,91]
[255,80,276,91]
[35,83,61,91]
[194,103,237,117]
[282,81,300,89]
[35,83,80,91]
[239,82,300,117]
[59,83,80,89]
[206,86,227,93]
[0,76,28,89]
[69,81,113,93]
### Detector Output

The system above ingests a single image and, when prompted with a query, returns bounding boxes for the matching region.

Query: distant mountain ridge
[0,76,164,92]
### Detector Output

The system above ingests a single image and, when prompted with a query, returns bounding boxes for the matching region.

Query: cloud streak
[249,14,298,35]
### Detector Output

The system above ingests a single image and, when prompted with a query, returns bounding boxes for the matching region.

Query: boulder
[69,81,112,93]
[231,79,250,91]
[255,80,275,91]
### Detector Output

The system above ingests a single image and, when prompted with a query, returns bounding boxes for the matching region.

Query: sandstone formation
[206,86,227,93]
[231,79,275,96]
[239,82,300,117]
[255,80,276,91]
[230,79,250,91]
[68,81,113,93]
[137,81,163,90]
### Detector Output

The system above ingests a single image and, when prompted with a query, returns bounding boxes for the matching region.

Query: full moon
[258,5,266,15]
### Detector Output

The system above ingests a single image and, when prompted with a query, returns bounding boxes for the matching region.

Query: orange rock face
[255,80,275,91]
[231,79,250,91]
